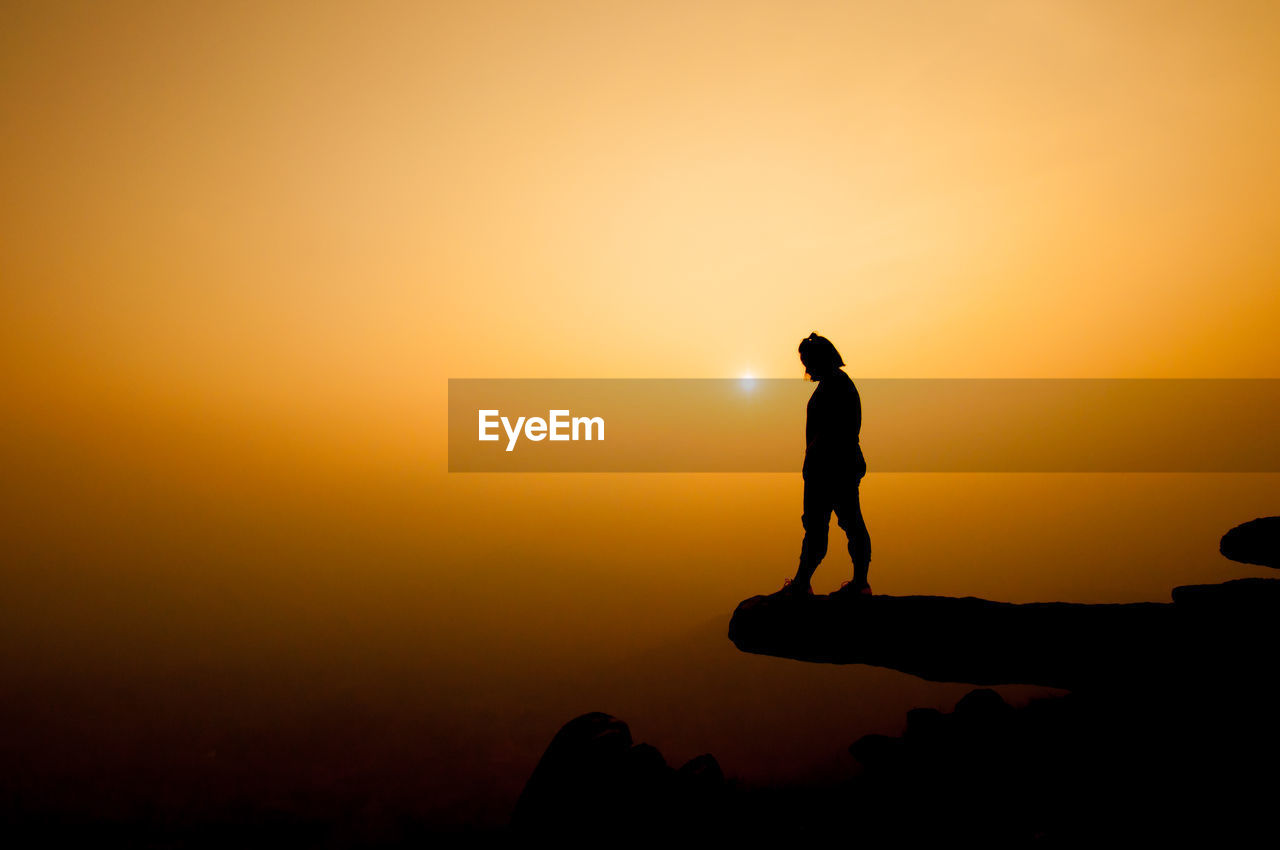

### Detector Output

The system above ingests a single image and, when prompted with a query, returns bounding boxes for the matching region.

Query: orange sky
[3,3,1280,824]
[4,0,1279,627]
[4,3,1279,425]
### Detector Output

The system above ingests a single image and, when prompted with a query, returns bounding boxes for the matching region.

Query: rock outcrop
[1220,516,1280,568]
[511,712,725,835]
[518,517,1280,841]
[728,577,1280,691]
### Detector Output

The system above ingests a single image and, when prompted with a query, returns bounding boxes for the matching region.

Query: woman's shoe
[832,580,872,598]
[776,578,814,598]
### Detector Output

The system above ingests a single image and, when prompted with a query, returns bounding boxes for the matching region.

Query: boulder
[511,713,725,834]
[511,712,662,832]
[953,688,1014,725]
[1220,517,1280,568]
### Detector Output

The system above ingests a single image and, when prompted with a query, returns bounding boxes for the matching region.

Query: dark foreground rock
[843,684,1280,844]
[521,573,1280,842]
[518,517,1280,841]
[521,679,1280,843]
[1220,516,1280,568]
[511,712,726,836]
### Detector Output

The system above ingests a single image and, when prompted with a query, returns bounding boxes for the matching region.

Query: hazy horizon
[3,0,1279,833]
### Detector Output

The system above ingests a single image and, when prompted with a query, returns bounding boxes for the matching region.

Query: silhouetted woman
[781,333,872,597]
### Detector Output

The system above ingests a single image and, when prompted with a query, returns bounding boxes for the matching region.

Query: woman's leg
[795,477,833,588]
[835,481,871,586]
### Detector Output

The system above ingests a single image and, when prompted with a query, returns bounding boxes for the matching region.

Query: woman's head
[798,332,844,380]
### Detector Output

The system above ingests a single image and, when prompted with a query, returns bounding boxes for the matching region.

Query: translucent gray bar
[448,379,1280,472]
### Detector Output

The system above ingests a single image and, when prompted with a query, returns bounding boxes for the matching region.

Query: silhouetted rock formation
[730,591,1164,690]
[520,680,1280,843]
[519,518,1280,841]
[848,688,1063,839]
[511,712,725,836]
[845,686,1248,843]
[1220,516,1280,568]
[727,577,1280,691]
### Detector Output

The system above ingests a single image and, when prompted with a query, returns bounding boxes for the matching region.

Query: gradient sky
[5,2,1280,414]
[3,0,1280,829]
